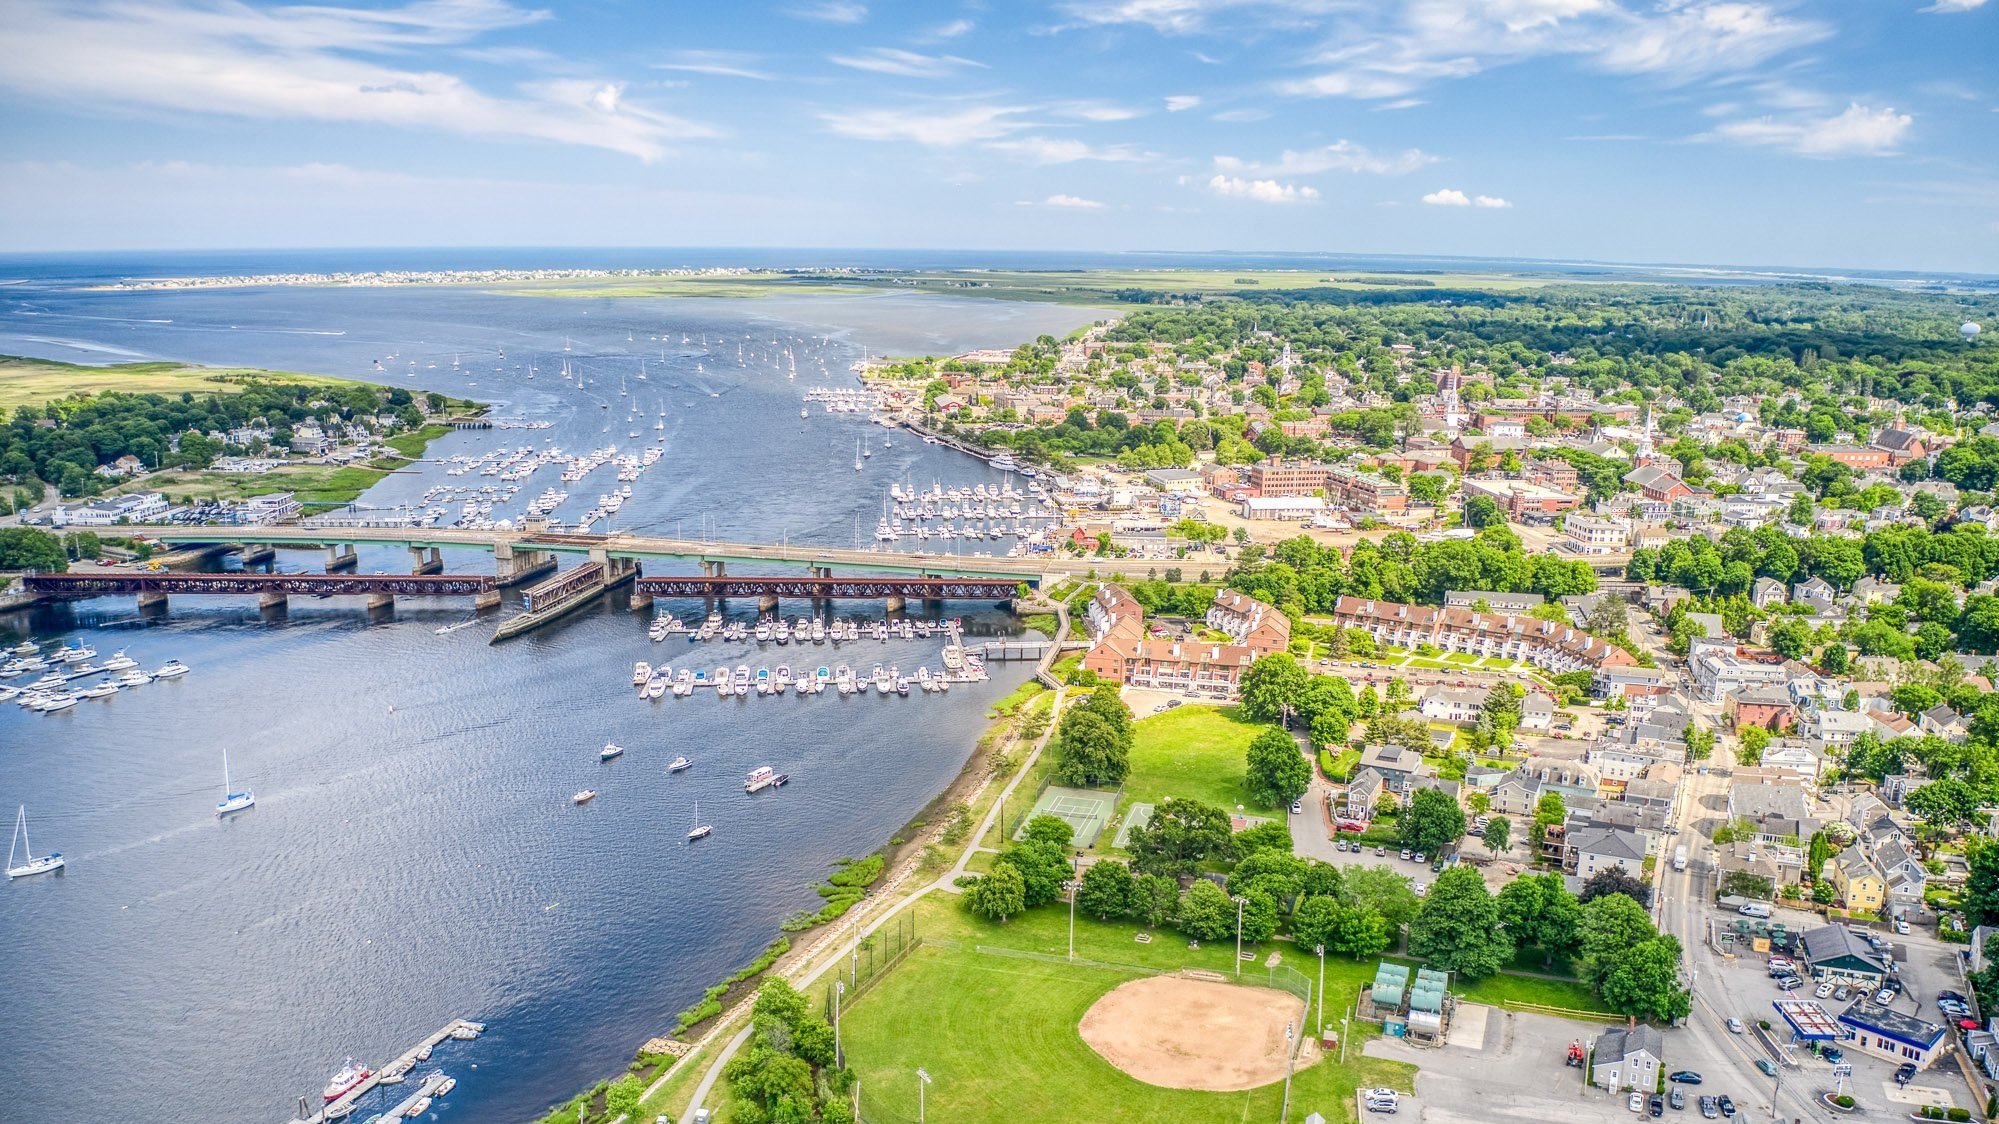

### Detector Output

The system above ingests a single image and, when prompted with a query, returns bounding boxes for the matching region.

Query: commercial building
[1837,999,1947,1070]
[1562,515,1630,555]
[1460,477,1582,520]
[1237,495,1326,521]
[1589,1024,1663,1093]
[1323,466,1408,514]
[1798,925,1890,987]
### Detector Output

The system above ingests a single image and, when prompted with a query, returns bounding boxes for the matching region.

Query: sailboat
[686,801,712,842]
[6,805,63,878]
[215,746,254,816]
[853,439,864,473]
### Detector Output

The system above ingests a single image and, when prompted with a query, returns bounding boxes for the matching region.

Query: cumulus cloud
[1710,102,1913,157]
[1034,194,1106,208]
[1203,174,1320,203]
[1474,194,1512,208]
[828,47,985,78]
[1213,139,1436,177]
[1165,94,1202,111]
[0,0,710,162]
[1422,188,1471,206]
[1922,0,1988,10]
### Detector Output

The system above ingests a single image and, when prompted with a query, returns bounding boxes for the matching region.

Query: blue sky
[0,0,1994,271]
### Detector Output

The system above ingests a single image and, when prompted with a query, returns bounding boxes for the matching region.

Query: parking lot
[1365,1006,1634,1123]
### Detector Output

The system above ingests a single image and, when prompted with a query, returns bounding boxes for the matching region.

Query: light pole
[1232,895,1248,977]
[834,979,846,1068]
[1065,871,1080,961]
[1280,1020,1296,1123]
[1315,943,1326,1036]
[916,1067,933,1124]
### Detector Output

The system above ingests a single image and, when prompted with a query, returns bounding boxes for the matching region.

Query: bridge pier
[597,551,639,590]
[410,547,443,575]
[137,590,168,612]
[326,544,360,572]
[475,589,501,612]
[365,592,395,612]
[493,543,557,588]
[700,560,727,579]
[884,595,906,614]
[757,594,780,613]
[629,587,654,613]
[259,591,288,613]
[239,543,275,566]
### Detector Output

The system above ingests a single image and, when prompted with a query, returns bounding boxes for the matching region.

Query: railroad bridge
[24,571,500,612]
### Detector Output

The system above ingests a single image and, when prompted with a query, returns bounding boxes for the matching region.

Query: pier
[490,552,638,642]
[23,571,499,614]
[287,1017,481,1124]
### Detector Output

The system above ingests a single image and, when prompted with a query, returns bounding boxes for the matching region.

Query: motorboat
[667,756,691,773]
[573,790,598,804]
[114,670,152,687]
[645,675,667,700]
[599,743,625,761]
[75,683,118,700]
[101,651,138,672]
[153,660,191,679]
[755,668,772,696]
[323,1060,373,1102]
[632,661,652,685]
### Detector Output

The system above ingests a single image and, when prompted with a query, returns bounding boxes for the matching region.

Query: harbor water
[0,261,1103,1123]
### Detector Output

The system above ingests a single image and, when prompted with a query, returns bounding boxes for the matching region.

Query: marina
[288,1018,480,1124]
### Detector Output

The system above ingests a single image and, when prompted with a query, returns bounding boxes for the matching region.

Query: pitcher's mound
[1078,975,1308,1091]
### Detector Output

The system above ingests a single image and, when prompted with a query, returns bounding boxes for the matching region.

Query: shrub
[1830,1094,1854,1108]
[1947,1108,1970,1122]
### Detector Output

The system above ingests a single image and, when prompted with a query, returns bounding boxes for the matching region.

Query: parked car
[1669,1071,1703,1085]
[1895,918,1910,935]
[1814,981,1834,999]
[1755,1059,1777,1077]
[1716,1094,1736,1118]
[1875,988,1896,1004]
[1628,1092,1644,1113]
[1820,1047,1844,1065]
[1669,1088,1685,1111]
[1374,846,1386,856]
[1833,986,1850,1002]
[1698,1095,1718,1119]
[1777,977,1803,991]
[1399,849,1412,860]
[1895,1063,1917,1085]
[1648,1094,1664,1117]
[1412,852,1427,864]
[1290,800,1303,815]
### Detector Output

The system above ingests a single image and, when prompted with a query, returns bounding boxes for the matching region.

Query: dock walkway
[288,1018,480,1124]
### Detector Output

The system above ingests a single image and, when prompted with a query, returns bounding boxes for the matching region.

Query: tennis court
[1016,785,1117,847]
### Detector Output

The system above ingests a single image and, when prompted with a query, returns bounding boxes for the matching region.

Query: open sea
[0,253,1105,1123]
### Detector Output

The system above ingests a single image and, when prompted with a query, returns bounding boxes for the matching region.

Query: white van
[1738,901,1772,918]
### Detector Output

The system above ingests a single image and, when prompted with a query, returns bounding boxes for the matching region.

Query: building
[1806,444,1891,470]
[1589,1024,1664,1093]
[52,491,169,527]
[1443,590,1544,613]
[1205,588,1292,656]
[1562,515,1629,555]
[1237,495,1326,521]
[1837,999,1947,1070]
[1798,925,1890,987]
[1566,824,1646,881]
[1823,846,1888,912]
[1420,687,1489,724]
[1461,477,1583,520]
[1329,597,1638,675]
[1246,459,1329,497]
[1728,684,1796,733]
[1323,466,1408,514]
[235,492,301,524]
[1082,584,1261,697]
[1355,744,1426,799]
[1688,640,1790,703]
[1520,692,1555,732]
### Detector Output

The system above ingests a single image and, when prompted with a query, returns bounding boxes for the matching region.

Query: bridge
[23,571,500,612]
[107,524,1075,583]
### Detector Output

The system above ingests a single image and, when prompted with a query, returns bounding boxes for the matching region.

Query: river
[0,264,1103,1123]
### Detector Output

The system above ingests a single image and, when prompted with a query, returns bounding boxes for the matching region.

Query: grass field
[841,898,1414,1124]
[0,354,359,413]
[1120,704,1270,818]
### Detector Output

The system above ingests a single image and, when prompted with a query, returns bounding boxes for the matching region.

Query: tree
[1529,791,1566,852]
[1408,867,1512,980]
[1576,893,1657,990]
[1245,727,1311,807]
[1327,902,1394,960]
[966,863,1026,922]
[1126,798,1235,876]
[1132,873,1180,929]
[1234,819,1293,856]
[1227,848,1309,903]
[1345,865,1421,934]
[1597,935,1692,1023]
[996,840,1072,908]
[1398,787,1467,856]
[1464,494,1503,529]
[1176,879,1237,941]
[1077,860,1135,921]
[1968,838,1999,930]
[1238,889,1280,942]
[1496,872,1582,966]
[1291,894,1344,952]
[1585,596,1630,639]
[1578,866,1653,908]
[1238,654,1308,724]
[0,528,65,571]
[1481,816,1512,855]
[1053,698,1131,787]
[1907,777,1982,827]
[1023,815,1075,848]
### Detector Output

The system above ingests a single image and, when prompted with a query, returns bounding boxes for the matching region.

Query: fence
[824,911,921,1022]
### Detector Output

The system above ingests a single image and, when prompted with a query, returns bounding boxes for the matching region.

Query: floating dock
[288,1018,481,1124]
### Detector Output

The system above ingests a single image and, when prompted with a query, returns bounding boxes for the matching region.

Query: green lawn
[842,900,1414,1124]
[1121,704,1271,818]
[0,353,360,412]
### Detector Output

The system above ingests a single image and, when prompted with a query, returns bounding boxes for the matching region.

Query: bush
[1947,1108,1970,1122]
[1830,1094,1854,1108]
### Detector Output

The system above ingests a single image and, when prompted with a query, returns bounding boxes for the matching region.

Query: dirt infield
[1077,974,1311,1091]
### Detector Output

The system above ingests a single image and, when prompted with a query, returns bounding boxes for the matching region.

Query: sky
[0,0,1995,272]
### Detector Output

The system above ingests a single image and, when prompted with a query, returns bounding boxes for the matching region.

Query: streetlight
[1232,895,1248,977]
[1280,1020,1296,1123]
[1315,944,1326,1036]
[1064,870,1080,961]
[834,979,846,1069]
[916,1067,933,1124]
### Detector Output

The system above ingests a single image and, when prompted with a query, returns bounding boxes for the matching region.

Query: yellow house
[1824,846,1886,912]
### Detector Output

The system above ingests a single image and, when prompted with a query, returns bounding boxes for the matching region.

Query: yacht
[572,789,598,804]
[667,756,691,773]
[773,665,793,693]
[154,660,191,679]
[814,666,831,694]
[6,805,63,879]
[38,693,77,713]
[55,644,95,664]
[732,665,751,697]
[714,667,732,698]
[810,620,827,643]
[6,641,33,656]
[990,453,1018,472]
[101,650,138,672]
[645,675,668,700]
[870,665,892,694]
[743,766,788,793]
[754,619,773,643]
[76,682,118,700]
[323,1060,373,1102]
[114,670,152,688]
[600,743,625,761]
[672,668,694,697]
[834,665,855,697]
[755,668,772,696]
[632,662,652,685]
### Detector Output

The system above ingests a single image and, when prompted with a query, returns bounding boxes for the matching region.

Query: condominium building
[1327,596,1637,674]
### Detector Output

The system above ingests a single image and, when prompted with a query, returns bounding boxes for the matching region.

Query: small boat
[323,1059,373,1102]
[101,650,138,672]
[406,1097,432,1116]
[755,668,772,696]
[451,1020,485,1039]
[6,805,63,879]
[667,756,691,773]
[687,801,712,841]
[744,765,788,793]
[75,682,118,699]
[599,743,625,761]
[632,661,652,685]
[435,1077,457,1095]
[416,1045,433,1062]
[154,660,190,679]
[215,745,255,816]
[573,789,598,804]
[645,675,667,700]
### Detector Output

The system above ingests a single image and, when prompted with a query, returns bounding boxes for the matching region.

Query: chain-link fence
[824,910,921,1023]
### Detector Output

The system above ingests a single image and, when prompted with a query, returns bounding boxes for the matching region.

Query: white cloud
[0,0,710,162]
[1203,174,1320,203]
[1422,188,1472,206]
[819,104,1028,145]
[931,18,976,36]
[655,50,775,81]
[988,136,1154,164]
[1058,0,1242,35]
[1710,102,1913,157]
[1923,0,1988,10]
[1048,101,1145,122]
[790,1,868,23]
[1211,108,1270,122]
[1165,94,1202,111]
[1474,194,1511,208]
[828,48,986,78]
[1214,139,1436,176]
[1034,194,1106,208]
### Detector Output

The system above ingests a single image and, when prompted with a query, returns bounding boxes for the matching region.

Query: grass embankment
[109,423,455,510]
[840,896,1414,1124]
[1121,704,1271,816]
[0,354,359,413]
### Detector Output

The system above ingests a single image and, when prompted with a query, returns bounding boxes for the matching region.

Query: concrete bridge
[631,575,1020,614]
[109,524,1075,584]
[23,571,501,612]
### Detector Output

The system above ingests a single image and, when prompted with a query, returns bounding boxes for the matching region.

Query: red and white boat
[323,1059,373,1102]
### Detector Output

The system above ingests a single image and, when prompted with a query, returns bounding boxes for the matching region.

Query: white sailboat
[853,438,863,472]
[6,805,63,878]
[686,801,712,842]
[215,746,255,816]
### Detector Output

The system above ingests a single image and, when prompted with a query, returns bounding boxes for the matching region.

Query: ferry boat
[323,1060,373,1102]
[600,743,625,761]
[572,789,598,804]
[744,766,788,793]
[667,756,691,773]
